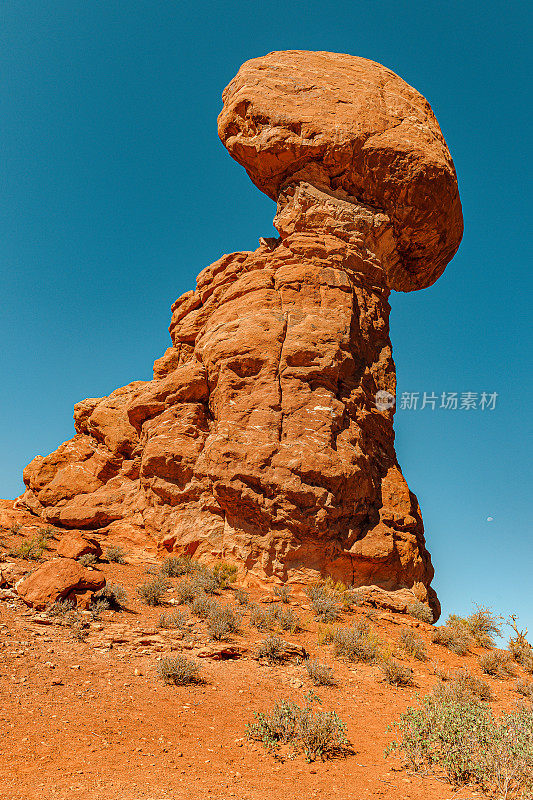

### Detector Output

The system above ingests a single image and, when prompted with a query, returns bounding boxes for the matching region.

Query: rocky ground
[1,513,531,800]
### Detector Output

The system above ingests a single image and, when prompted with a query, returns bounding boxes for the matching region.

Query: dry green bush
[508,616,533,674]
[255,635,287,663]
[406,601,433,624]
[249,603,300,633]
[387,691,533,796]
[105,546,126,564]
[212,562,238,589]
[159,555,196,578]
[136,576,170,606]
[480,650,515,679]
[273,585,291,604]
[234,588,249,606]
[246,696,349,762]
[9,528,54,561]
[174,579,200,605]
[515,679,533,701]
[448,606,503,648]
[380,657,414,687]
[207,604,240,641]
[436,667,493,702]
[93,583,128,610]
[432,623,472,655]
[399,628,427,661]
[77,553,98,568]
[158,610,189,630]
[305,659,337,686]
[333,622,382,663]
[189,592,217,618]
[47,598,76,618]
[156,655,201,685]
[306,585,340,622]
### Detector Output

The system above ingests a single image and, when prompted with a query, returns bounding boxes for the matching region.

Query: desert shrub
[234,588,249,606]
[9,528,54,561]
[380,657,414,687]
[213,562,238,589]
[515,680,533,701]
[399,628,427,661]
[246,696,349,762]
[436,668,493,702]
[305,659,337,686]
[77,553,98,567]
[136,576,170,606]
[191,567,219,595]
[249,603,300,633]
[317,624,336,646]
[156,655,201,685]
[333,622,382,663]
[72,620,90,641]
[508,616,533,673]
[158,610,189,630]
[274,585,291,604]
[387,692,533,796]
[189,592,217,619]
[255,635,287,663]
[448,606,503,649]
[306,585,340,622]
[480,650,515,679]
[174,578,200,605]
[207,604,240,641]
[159,555,196,578]
[47,598,76,617]
[432,623,472,655]
[406,601,433,624]
[90,599,110,619]
[105,546,126,564]
[93,583,127,610]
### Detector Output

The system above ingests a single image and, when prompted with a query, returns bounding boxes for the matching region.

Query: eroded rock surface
[13,52,463,618]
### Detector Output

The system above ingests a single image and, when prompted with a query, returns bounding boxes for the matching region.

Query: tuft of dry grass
[406,601,433,624]
[136,576,171,606]
[156,655,201,685]
[379,657,414,687]
[333,622,382,663]
[432,623,472,655]
[305,659,337,686]
[399,628,427,661]
[479,650,515,679]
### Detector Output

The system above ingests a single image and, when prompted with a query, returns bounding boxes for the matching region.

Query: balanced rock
[56,532,102,560]
[14,51,463,619]
[16,558,105,609]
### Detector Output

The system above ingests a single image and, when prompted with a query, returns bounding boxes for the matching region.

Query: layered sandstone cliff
[14,52,463,618]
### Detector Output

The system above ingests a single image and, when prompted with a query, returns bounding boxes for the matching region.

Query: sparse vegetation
[432,623,472,655]
[387,691,533,797]
[435,667,493,702]
[159,555,196,578]
[93,583,128,610]
[136,576,170,606]
[212,562,238,589]
[105,546,126,564]
[77,553,98,568]
[274,585,291,604]
[406,600,433,624]
[479,650,515,679]
[515,679,533,701]
[156,655,201,685]
[305,659,337,686]
[306,584,340,622]
[448,605,503,648]
[158,610,189,630]
[190,567,219,595]
[47,598,76,618]
[9,528,54,561]
[508,616,533,673]
[255,635,287,663]
[399,628,427,661]
[249,603,300,633]
[189,592,217,618]
[246,695,349,762]
[380,657,414,687]
[174,579,200,605]
[333,622,382,663]
[234,587,249,605]
[207,604,240,641]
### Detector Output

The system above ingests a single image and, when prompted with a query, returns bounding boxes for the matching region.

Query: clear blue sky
[1,1,531,635]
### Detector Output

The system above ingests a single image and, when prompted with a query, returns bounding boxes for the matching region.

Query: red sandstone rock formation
[14,52,463,618]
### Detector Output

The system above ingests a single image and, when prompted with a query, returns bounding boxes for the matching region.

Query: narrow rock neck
[273,179,402,292]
